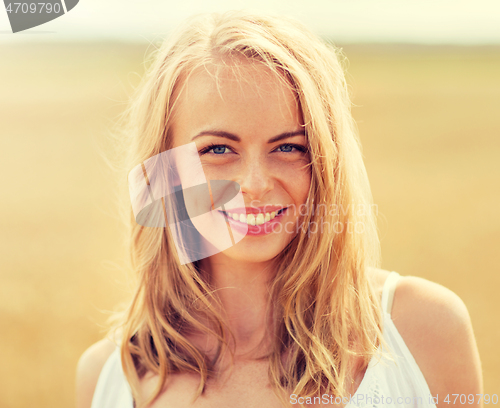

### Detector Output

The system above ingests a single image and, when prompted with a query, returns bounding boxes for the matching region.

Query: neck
[197,253,277,358]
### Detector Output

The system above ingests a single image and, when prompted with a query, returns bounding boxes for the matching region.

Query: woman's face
[170,60,311,264]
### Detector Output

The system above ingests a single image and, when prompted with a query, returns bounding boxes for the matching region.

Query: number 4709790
[442,394,498,404]
[5,3,62,14]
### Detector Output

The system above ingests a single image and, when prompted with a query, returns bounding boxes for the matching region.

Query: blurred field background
[0,42,498,407]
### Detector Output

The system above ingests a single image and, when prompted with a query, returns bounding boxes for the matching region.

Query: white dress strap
[381,271,401,315]
[91,346,134,408]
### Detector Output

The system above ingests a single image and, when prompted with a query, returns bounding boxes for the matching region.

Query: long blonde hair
[112,10,383,408]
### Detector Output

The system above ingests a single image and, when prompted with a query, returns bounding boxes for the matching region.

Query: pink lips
[219,207,288,236]
[222,205,286,215]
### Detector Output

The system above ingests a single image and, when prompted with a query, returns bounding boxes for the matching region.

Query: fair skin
[76,60,483,408]
[169,60,311,361]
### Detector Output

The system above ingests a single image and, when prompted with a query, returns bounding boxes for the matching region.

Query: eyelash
[199,143,308,156]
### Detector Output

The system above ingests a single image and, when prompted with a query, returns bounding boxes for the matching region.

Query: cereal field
[0,42,498,407]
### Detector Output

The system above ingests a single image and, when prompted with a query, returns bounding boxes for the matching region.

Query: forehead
[170,59,303,144]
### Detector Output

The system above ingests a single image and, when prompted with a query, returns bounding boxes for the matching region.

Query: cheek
[276,161,311,201]
[197,163,231,181]
[171,143,206,188]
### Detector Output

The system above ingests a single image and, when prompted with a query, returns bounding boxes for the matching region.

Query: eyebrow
[191,129,306,143]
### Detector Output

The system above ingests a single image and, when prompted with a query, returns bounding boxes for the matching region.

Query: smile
[219,208,287,226]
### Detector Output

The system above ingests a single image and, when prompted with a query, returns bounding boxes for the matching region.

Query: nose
[236,158,274,202]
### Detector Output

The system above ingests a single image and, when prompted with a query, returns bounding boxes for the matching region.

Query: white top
[91,272,436,408]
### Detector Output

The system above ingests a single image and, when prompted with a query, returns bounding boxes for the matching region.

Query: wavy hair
[111,10,383,408]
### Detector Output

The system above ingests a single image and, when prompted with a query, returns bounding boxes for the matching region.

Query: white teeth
[224,209,284,225]
[255,213,265,225]
[247,214,256,226]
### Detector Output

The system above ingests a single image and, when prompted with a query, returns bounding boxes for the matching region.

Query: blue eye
[199,144,232,155]
[278,144,294,153]
[276,144,307,153]
[212,146,227,154]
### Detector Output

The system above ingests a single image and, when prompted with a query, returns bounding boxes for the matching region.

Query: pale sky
[1,0,500,43]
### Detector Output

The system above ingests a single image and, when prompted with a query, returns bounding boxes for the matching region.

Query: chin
[220,233,295,263]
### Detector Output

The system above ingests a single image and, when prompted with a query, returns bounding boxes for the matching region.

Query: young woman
[76,11,483,408]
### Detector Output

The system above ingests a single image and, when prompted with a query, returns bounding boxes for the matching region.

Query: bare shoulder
[366,267,391,302]
[391,275,483,404]
[76,338,118,408]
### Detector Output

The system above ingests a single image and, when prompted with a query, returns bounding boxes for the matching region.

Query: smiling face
[169,58,311,264]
